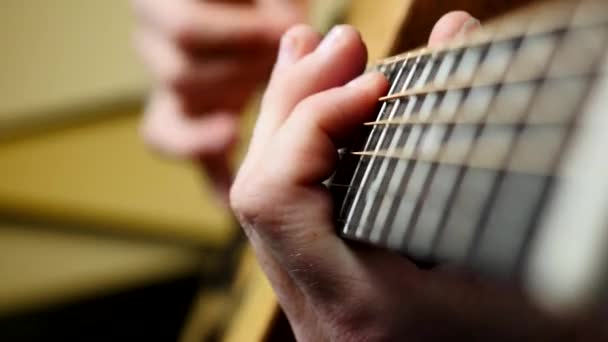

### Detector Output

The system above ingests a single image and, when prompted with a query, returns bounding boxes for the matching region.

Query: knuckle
[230,178,265,227]
[164,7,198,46]
[139,107,192,158]
[134,34,193,91]
[230,171,286,238]
[141,130,191,159]
[153,52,193,92]
[139,117,169,155]
[139,117,173,155]
[165,62,191,91]
[167,20,191,45]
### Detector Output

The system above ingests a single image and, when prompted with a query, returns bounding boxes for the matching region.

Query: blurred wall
[0,0,236,318]
[0,0,234,243]
[0,0,146,116]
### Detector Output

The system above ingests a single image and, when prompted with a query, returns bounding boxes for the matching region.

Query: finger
[233,72,387,244]
[141,91,238,158]
[270,72,388,185]
[249,25,367,154]
[133,28,184,86]
[231,73,400,323]
[240,24,322,156]
[428,11,480,47]
[178,82,258,115]
[271,24,323,73]
[232,72,387,244]
[134,28,273,98]
[133,0,299,50]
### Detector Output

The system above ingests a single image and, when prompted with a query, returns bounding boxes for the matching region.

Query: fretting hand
[132,0,306,203]
[230,12,602,340]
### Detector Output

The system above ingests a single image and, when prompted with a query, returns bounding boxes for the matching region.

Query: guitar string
[336,1,607,244]
[376,70,601,102]
[347,69,601,179]
[347,34,604,175]
[364,112,574,127]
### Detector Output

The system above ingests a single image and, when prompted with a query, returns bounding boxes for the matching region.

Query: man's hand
[230,12,593,340]
[132,0,306,202]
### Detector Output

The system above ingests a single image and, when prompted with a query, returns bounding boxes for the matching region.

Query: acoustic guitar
[220,0,608,340]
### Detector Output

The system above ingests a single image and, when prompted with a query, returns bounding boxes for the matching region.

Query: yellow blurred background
[0,1,238,340]
[0,0,394,340]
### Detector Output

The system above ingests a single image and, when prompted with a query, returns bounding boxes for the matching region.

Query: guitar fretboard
[329,0,608,311]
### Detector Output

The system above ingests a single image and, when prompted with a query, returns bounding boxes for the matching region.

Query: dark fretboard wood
[329,0,608,312]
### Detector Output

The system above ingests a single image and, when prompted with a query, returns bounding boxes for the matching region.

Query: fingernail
[457,17,481,38]
[276,30,300,66]
[319,25,347,53]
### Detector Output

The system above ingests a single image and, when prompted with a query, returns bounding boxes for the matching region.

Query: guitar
[219,0,607,340]
[332,0,608,313]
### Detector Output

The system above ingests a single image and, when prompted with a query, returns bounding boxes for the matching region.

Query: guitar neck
[329,0,608,312]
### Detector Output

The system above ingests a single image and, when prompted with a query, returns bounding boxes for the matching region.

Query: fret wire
[372,100,427,245]
[516,18,608,274]
[370,28,604,254]
[368,51,462,247]
[389,51,466,252]
[376,48,478,247]
[372,13,608,71]
[338,0,608,255]
[470,20,607,275]
[450,44,534,266]
[378,70,602,102]
[338,61,401,229]
[351,146,553,177]
[349,56,428,239]
[406,25,554,257]
[364,115,568,127]
[329,142,561,201]
[420,37,519,261]
[359,54,445,243]
[336,60,396,223]
[382,41,498,250]
[339,59,413,236]
[345,55,428,240]
[333,0,608,289]
[431,16,600,264]
[464,16,579,274]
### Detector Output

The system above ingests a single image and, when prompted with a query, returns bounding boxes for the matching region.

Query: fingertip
[258,26,368,152]
[275,24,322,67]
[429,11,479,47]
[194,112,240,155]
[140,91,239,158]
[318,25,367,71]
